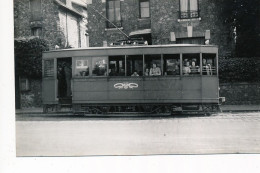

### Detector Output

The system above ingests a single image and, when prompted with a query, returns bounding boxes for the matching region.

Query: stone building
[87,0,232,56]
[14,0,89,108]
[14,0,89,49]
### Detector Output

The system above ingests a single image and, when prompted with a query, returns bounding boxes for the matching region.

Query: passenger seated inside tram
[144,68,149,76]
[149,64,161,76]
[109,68,117,76]
[131,71,139,77]
[183,60,191,75]
[190,59,200,74]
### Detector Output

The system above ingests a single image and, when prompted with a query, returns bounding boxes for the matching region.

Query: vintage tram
[42,44,223,115]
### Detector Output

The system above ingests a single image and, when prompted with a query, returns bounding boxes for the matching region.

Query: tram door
[57,58,72,104]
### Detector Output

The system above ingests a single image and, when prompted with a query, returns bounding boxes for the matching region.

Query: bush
[15,37,49,79]
[219,57,260,83]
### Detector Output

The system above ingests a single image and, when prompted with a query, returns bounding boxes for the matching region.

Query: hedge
[15,37,49,79]
[219,57,260,83]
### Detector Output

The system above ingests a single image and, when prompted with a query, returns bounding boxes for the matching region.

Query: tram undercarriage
[43,103,220,116]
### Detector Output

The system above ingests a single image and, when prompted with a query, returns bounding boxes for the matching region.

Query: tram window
[126,55,143,76]
[202,54,217,75]
[144,54,161,76]
[109,56,125,76]
[92,57,108,76]
[75,59,89,77]
[182,54,200,75]
[44,60,54,77]
[163,54,180,76]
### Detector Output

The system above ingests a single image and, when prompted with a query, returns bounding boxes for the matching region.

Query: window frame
[179,0,200,19]
[31,27,42,37]
[43,59,54,78]
[106,0,122,28]
[30,0,42,21]
[139,0,150,19]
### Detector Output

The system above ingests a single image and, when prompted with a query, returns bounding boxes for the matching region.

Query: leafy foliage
[219,57,260,82]
[15,37,49,79]
[220,0,260,56]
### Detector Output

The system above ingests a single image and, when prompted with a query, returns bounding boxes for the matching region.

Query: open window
[163,54,180,76]
[74,58,90,77]
[126,55,143,76]
[202,54,217,75]
[92,57,108,76]
[109,56,125,76]
[182,54,200,75]
[144,54,162,76]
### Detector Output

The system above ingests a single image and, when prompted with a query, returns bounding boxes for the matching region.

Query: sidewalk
[15,105,260,114]
[220,105,260,112]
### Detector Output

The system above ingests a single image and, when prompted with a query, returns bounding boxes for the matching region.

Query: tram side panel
[201,76,219,103]
[72,76,218,105]
[42,78,57,104]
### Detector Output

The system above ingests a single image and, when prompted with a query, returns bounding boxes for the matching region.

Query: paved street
[16,112,260,156]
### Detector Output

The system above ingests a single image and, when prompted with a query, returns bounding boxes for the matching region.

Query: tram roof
[43,44,218,59]
[46,44,217,52]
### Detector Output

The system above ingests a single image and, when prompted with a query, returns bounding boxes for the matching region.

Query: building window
[30,0,42,21]
[139,0,150,18]
[31,27,42,37]
[179,0,199,19]
[176,37,205,45]
[20,78,30,91]
[106,0,122,28]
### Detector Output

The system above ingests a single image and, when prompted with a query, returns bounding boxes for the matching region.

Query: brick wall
[87,0,232,57]
[220,83,260,105]
[14,0,87,49]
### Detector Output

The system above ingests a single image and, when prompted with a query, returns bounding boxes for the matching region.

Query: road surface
[16,112,260,156]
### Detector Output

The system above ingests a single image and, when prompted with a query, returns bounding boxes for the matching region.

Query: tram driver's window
[144,55,161,76]
[182,54,200,75]
[92,57,108,76]
[126,55,143,76]
[75,59,89,77]
[163,54,180,76]
[109,56,125,76]
[202,54,217,75]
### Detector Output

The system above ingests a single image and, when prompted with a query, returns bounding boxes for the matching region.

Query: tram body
[42,44,221,114]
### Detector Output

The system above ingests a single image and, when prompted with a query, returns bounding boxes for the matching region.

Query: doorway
[57,58,72,104]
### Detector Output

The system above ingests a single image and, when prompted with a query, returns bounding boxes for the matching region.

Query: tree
[14,37,49,79]
[233,0,260,57]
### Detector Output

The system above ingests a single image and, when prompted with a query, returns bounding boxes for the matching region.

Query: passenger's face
[153,64,156,68]
[192,61,195,66]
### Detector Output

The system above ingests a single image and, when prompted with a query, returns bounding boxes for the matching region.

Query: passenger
[190,59,200,74]
[131,71,139,77]
[183,61,191,75]
[175,64,180,75]
[109,68,117,76]
[202,58,212,75]
[144,68,149,76]
[149,64,161,76]
[207,59,213,75]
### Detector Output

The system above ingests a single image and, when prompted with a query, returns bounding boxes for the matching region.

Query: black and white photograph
[1,0,260,172]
